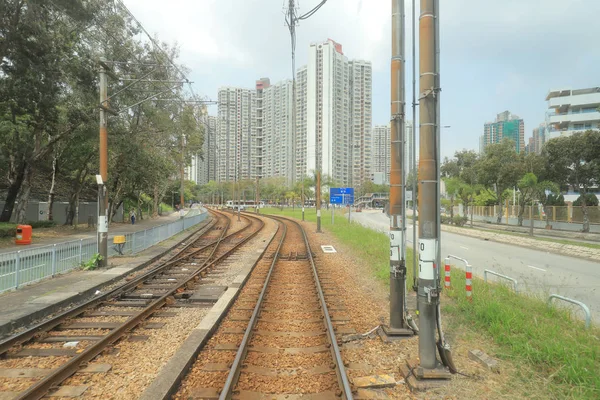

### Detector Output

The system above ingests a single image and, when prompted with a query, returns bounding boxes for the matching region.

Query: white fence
[0,210,208,293]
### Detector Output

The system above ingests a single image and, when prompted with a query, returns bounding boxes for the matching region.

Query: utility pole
[286,0,304,222]
[97,59,109,269]
[383,0,413,338]
[417,0,452,376]
[316,171,322,232]
[255,177,260,213]
[180,133,185,210]
[411,0,418,291]
[285,0,329,221]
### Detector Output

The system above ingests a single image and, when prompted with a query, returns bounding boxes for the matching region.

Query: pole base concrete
[379,325,414,342]
[400,358,451,392]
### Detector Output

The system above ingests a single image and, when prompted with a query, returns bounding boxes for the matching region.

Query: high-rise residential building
[295,66,308,182]
[255,78,269,179]
[546,87,600,140]
[261,78,294,185]
[297,39,372,187]
[528,124,546,154]
[216,39,372,188]
[349,60,373,187]
[192,115,218,185]
[304,39,351,185]
[370,121,413,185]
[217,87,256,182]
[371,125,390,184]
[480,111,525,153]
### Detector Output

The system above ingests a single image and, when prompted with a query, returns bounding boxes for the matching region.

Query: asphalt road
[351,210,600,323]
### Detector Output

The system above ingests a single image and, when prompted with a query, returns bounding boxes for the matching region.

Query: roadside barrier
[447,255,472,300]
[444,257,451,289]
[484,269,518,294]
[548,294,591,329]
[0,209,208,293]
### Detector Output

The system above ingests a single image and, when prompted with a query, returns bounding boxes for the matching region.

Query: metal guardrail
[0,209,207,293]
[484,269,519,293]
[548,294,591,329]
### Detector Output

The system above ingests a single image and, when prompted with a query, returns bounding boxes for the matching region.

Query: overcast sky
[124,0,600,158]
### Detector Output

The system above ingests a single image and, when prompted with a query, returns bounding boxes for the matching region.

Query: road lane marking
[527,265,546,272]
[460,246,469,250]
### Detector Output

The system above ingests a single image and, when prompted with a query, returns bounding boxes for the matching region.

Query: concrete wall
[0,201,123,225]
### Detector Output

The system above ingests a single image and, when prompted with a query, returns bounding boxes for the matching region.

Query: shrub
[28,220,57,229]
[452,215,468,226]
[0,223,17,238]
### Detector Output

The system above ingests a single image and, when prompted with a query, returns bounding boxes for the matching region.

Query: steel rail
[219,214,353,400]
[10,212,265,400]
[0,209,223,354]
[218,217,288,399]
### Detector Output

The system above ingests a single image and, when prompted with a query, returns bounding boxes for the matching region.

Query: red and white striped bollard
[444,257,451,289]
[466,263,473,301]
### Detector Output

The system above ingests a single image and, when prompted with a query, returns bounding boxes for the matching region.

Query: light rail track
[179,214,352,400]
[0,209,264,400]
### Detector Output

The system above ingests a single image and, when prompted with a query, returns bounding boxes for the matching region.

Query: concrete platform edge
[139,217,278,400]
[0,217,213,337]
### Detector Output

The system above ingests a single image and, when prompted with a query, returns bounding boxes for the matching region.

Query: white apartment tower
[194,115,218,184]
[217,87,256,182]
[349,60,373,187]
[295,66,308,181]
[304,39,351,186]
[371,125,390,184]
[262,79,294,185]
[546,87,600,140]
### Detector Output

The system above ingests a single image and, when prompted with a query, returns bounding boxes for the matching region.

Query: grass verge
[264,207,600,400]
[263,207,415,283]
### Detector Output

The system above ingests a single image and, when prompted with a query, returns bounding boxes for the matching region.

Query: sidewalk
[0,212,183,254]
[0,215,213,337]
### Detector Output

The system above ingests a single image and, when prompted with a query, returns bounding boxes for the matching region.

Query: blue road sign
[330,187,354,205]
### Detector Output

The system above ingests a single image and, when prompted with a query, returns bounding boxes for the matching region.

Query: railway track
[0,209,264,400]
[177,214,352,400]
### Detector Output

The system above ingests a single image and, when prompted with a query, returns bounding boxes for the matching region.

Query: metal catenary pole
[97,59,109,268]
[411,0,418,291]
[256,177,260,213]
[418,0,441,369]
[388,0,411,334]
[316,170,322,233]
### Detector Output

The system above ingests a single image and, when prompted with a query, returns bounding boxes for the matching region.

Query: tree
[476,139,524,223]
[545,131,600,232]
[443,177,462,220]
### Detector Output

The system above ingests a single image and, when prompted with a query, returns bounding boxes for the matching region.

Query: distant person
[130,209,136,225]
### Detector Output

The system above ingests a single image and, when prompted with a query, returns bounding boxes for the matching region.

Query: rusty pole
[97,59,108,268]
[386,0,412,336]
[418,0,441,369]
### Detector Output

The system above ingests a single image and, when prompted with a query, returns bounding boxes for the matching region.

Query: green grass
[264,207,416,284]
[454,225,600,251]
[265,207,600,400]
[445,273,600,399]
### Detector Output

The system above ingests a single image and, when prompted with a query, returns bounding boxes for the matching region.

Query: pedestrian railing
[484,269,519,293]
[548,294,591,329]
[0,210,207,293]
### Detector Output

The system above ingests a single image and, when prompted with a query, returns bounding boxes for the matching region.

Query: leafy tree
[476,139,524,223]
[574,193,599,207]
[443,177,462,220]
[545,131,600,232]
